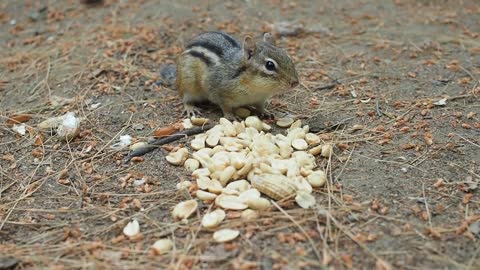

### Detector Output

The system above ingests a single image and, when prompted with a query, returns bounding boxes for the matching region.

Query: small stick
[422,183,432,228]
[315,83,338,91]
[123,124,213,163]
[375,100,383,117]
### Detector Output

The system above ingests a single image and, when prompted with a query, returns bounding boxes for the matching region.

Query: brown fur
[175,32,299,119]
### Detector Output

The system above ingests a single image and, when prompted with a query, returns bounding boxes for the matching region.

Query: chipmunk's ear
[243,36,256,60]
[263,32,276,45]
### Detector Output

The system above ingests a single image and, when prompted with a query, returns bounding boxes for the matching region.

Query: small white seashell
[291,139,308,150]
[295,191,316,209]
[57,112,81,141]
[184,158,200,172]
[276,117,294,128]
[201,209,226,228]
[172,200,198,220]
[152,239,173,254]
[196,190,218,201]
[305,133,321,145]
[110,135,132,150]
[12,124,26,136]
[123,219,140,237]
[166,148,189,166]
[213,229,240,243]
[307,170,327,187]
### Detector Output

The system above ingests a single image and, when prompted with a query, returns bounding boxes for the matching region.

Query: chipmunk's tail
[159,64,177,89]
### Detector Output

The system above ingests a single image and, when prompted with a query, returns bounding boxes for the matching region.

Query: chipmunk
[161,31,299,120]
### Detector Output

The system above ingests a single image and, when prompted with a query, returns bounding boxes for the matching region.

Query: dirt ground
[1,0,479,269]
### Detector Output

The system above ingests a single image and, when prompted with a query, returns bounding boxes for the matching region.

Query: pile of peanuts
[167,116,332,242]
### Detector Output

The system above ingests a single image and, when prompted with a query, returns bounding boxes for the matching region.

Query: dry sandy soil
[1,0,479,269]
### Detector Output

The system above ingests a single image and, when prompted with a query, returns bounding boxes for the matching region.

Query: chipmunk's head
[243,33,299,93]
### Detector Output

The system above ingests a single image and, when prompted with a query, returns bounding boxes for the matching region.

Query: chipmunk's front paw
[182,104,202,118]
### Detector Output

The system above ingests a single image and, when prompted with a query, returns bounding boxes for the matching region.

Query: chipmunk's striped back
[183,31,241,67]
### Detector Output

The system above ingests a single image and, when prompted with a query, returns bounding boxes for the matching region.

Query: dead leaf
[6,114,31,126]
[425,227,442,239]
[340,254,353,268]
[423,132,433,145]
[153,125,177,137]
[2,154,15,162]
[462,193,473,204]
[34,134,44,146]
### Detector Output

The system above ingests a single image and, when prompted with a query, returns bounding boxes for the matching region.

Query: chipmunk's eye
[265,61,276,71]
